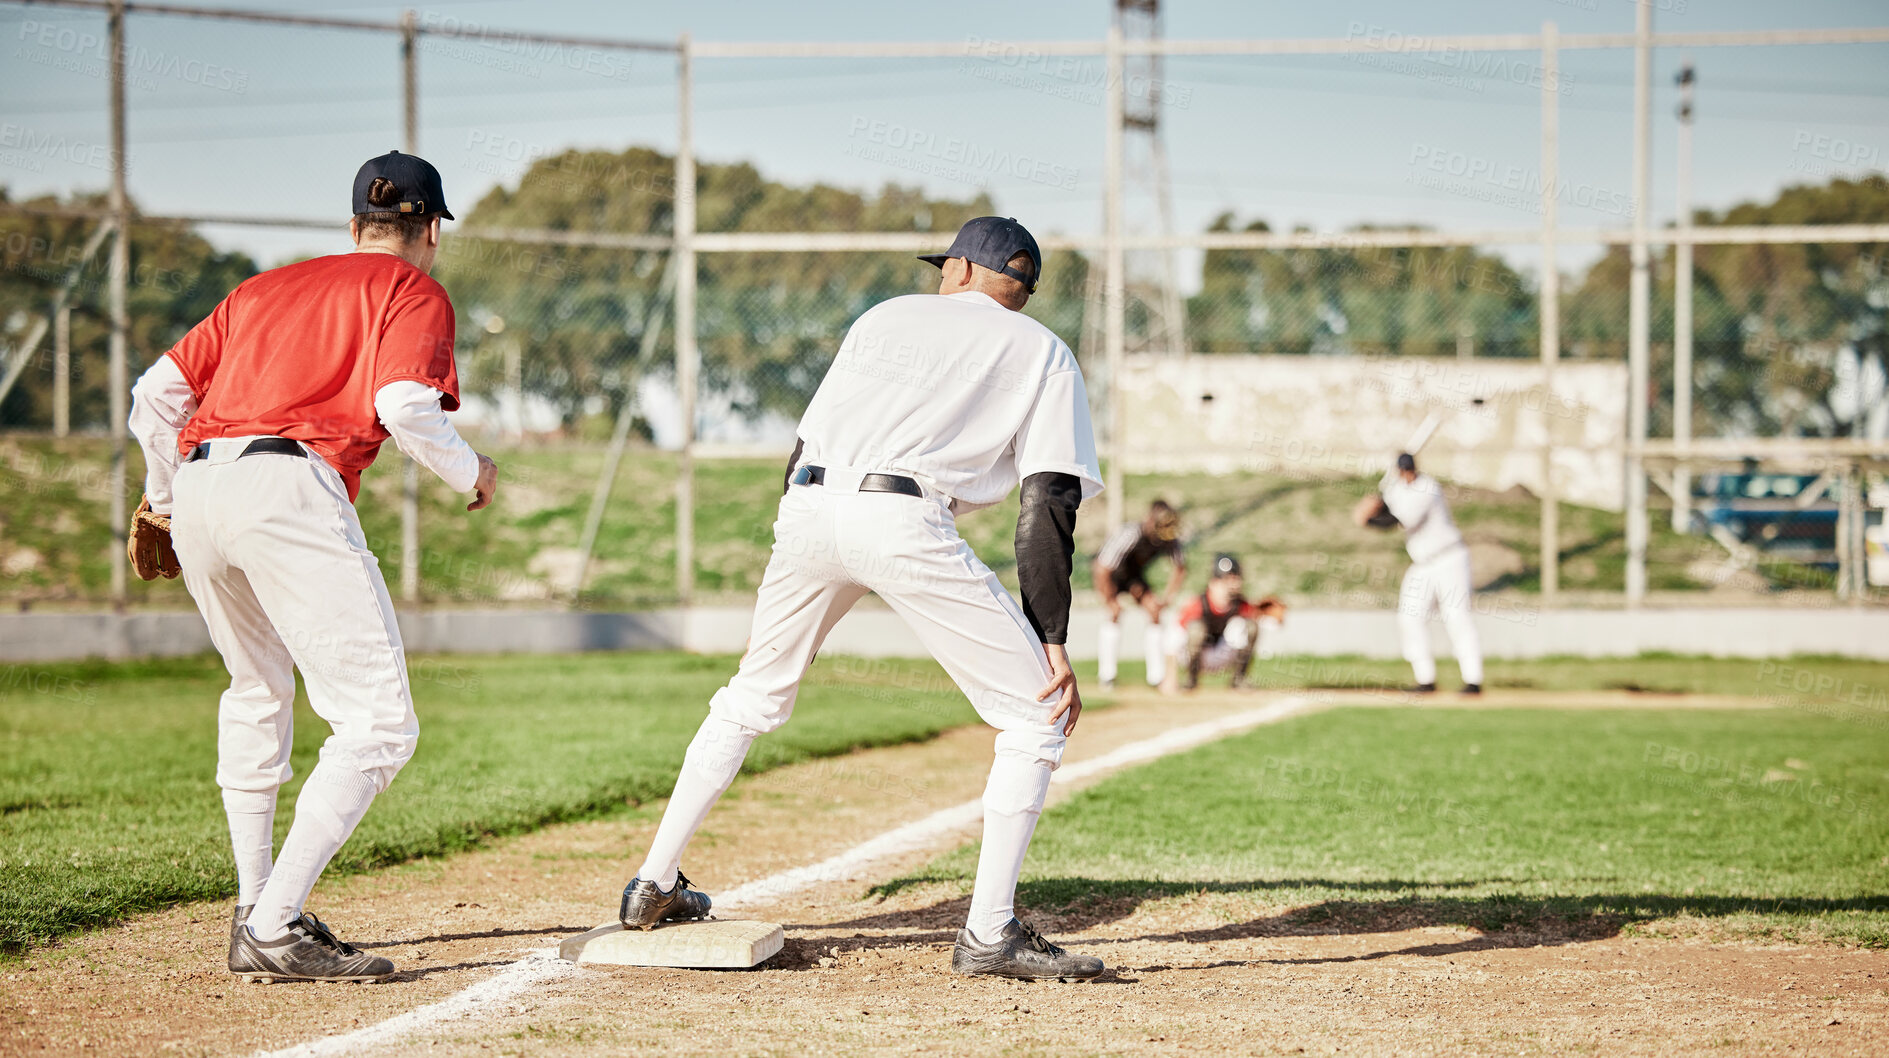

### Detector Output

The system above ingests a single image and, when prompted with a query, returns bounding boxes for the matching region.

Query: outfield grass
[10,651,1884,955]
[890,704,1889,948]
[0,651,979,954]
[1237,652,1889,702]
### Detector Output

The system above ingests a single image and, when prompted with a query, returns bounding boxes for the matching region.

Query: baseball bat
[1402,410,1444,456]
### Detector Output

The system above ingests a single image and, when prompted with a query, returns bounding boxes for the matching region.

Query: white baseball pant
[1097,612,1166,686]
[170,438,417,937]
[1397,544,1484,687]
[713,471,1065,767]
[637,468,1067,942]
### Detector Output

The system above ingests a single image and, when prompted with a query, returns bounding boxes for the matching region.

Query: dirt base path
[4,688,1884,1057]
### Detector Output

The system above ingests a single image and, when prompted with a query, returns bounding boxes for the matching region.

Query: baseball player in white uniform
[127,151,497,982]
[1376,452,1482,694]
[615,217,1107,980]
[1092,501,1186,689]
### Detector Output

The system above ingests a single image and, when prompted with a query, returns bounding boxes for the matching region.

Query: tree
[436,147,1000,431]
[1564,174,1888,438]
[0,189,256,429]
[1187,213,1537,358]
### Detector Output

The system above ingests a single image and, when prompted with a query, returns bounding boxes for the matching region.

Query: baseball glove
[1352,492,1400,530]
[128,496,181,581]
[1254,595,1287,623]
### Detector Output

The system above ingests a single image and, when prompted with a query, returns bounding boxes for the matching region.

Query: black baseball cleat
[619,871,713,931]
[226,904,253,968]
[951,919,1104,982]
[1405,682,1437,694]
[229,913,394,983]
[1461,683,1483,696]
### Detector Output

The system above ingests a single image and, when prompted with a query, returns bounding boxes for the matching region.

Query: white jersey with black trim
[1379,471,1464,563]
[795,290,1103,513]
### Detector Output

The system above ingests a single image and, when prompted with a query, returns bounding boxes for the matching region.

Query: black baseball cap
[352,150,454,220]
[1212,553,1242,578]
[1396,452,1417,473]
[919,216,1041,294]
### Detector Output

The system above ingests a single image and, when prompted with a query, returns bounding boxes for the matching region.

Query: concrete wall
[5,605,1884,663]
[1119,354,1629,510]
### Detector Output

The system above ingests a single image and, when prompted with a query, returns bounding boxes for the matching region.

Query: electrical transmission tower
[1080,0,1186,366]
[1117,0,1185,356]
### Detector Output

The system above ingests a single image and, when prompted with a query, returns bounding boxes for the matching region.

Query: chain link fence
[2,4,1885,609]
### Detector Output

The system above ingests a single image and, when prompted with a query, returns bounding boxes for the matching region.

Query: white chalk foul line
[257,951,575,1058]
[719,694,1317,909]
[254,694,1316,1057]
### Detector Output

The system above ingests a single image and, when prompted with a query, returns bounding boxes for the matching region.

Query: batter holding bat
[1355,444,1483,696]
[127,151,498,982]
[615,216,1106,981]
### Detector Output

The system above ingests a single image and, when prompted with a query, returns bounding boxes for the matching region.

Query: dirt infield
[3,688,1884,1057]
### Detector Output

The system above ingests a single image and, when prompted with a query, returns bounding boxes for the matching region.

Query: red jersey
[169,252,460,502]
[1177,593,1261,629]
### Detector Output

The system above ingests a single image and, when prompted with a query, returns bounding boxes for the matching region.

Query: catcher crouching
[1159,553,1285,693]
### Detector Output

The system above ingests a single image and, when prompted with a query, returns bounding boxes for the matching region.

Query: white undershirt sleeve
[128,354,197,516]
[373,381,481,494]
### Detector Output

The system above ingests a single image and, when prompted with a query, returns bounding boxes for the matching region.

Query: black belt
[790,464,922,498]
[185,437,307,463]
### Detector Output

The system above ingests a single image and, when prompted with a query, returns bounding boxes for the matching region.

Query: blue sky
[3,0,1886,279]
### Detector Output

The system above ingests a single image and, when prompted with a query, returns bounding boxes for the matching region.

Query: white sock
[247,762,379,941]
[638,716,757,891]
[1098,622,1120,683]
[1144,625,1166,685]
[222,788,277,906]
[966,755,1053,944]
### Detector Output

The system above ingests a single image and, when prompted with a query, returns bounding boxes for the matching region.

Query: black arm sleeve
[782,436,805,495]
[1016,471,1082,645]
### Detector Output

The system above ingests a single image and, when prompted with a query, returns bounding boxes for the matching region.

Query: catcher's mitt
[1254,595,1288,623]
[128,496,181,581]
[1352,492,1400,530]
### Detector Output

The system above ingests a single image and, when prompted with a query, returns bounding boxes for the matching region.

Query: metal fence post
[1103,23,1126,534]
[675,33,698,605]
[1539,20,1560,604]
[398,9,423,604]
[1672,59,1696,535]
[107,0,129,607]
[53,306,70,438]
[1625,0,1653,607]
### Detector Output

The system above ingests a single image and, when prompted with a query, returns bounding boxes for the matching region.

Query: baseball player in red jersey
[127,152,497,982]
[1157,553,1285,693]
[615,217,1107,980]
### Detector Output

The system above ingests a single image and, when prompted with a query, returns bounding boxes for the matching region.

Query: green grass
[0,650,979,954]
[8,651,1887,956]
[1237,652,1889,702]
[884,705,1889,947]
[0,438,1803,608]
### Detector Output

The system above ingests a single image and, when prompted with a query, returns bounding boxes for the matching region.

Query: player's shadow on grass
[822,877,1889,960]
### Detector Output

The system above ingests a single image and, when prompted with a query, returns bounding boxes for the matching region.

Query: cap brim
[916,253,949,269]
[439,208,455,221]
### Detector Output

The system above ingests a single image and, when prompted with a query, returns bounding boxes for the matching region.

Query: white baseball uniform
[128,251,479,942]
[1095,522,1185,687]
[636,289,1102,943]
[1379,470,1483,687]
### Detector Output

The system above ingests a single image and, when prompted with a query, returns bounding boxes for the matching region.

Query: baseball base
[559,919,784,968]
